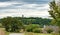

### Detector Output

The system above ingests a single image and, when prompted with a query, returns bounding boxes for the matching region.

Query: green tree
[48,0,60,27]
[1,17,23,32]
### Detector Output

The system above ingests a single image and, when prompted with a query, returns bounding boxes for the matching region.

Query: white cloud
[0,0,50,18]
[0,7,50,18]
[0,1,21,7]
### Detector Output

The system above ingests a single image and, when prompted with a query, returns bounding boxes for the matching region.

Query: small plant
[59,30,60,33]
[46,29,53,33]
[26,29,32,32]
[33,28,42,33]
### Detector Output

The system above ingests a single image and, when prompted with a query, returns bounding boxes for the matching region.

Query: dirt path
[9,33,24,35]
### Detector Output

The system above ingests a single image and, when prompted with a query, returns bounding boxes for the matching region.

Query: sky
[0,0,52,18]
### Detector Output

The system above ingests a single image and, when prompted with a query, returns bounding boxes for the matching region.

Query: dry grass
[0,28,5,35]
[0,28,9,35]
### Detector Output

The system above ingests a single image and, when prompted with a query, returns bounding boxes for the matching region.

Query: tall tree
[48,0,60,27]
[1,17,23,32]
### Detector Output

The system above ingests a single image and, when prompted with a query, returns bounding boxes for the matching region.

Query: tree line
[0,17,51,32]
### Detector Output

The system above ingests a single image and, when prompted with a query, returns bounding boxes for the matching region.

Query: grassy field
[25,32,52,35]
[6,32,52,35]
[6,32,9,35]
[33,33,52,35]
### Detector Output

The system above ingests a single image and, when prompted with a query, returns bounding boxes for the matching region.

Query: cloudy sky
[0,0,52,18]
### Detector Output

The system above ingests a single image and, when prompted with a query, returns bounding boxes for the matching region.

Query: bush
[46,29,53,33]
[26,28,32,32]
[25,25,33,32]
[59,30,60,33]
[33,28,42,33]
[25,24,40,32]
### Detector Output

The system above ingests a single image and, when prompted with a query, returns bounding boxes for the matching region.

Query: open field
[25,32,52,35]
[33,33,52,35]
[6,32,52,35]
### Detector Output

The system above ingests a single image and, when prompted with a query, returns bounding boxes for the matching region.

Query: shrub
[25,25,33,32]
[46,29,53,33]
[26,28,32,32]
[59,30,60,33]
[33,28,42,33]
[25,24,40,32]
